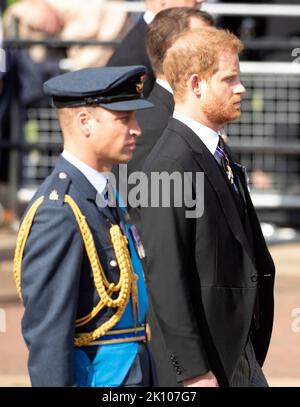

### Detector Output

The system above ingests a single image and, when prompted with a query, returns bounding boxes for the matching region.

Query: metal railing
[203,3,300,17]
[111,2,300,17]
[9,61,300,212]
[227,62,300,210]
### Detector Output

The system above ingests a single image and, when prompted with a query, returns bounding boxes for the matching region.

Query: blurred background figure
[216,0,273,61]
[3,0,129,69]
[0,0,129,191]
[107,0,207,97]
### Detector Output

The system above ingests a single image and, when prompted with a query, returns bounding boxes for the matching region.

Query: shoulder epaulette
[44,171,72,206]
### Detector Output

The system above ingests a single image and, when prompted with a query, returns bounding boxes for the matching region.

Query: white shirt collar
[173,111,219,155]
[143,9,155,24]
[62,150,107,195]
[156,78,173,94]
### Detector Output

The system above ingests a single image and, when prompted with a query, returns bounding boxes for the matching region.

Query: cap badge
[136,81,144,94]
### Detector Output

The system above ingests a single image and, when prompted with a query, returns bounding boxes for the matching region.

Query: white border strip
[202,3,300,17]
[123,2,300,17]
[240,61,300,75]
[251,193,300,208]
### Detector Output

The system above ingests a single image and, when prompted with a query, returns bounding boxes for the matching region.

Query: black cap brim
[99,98,154,111]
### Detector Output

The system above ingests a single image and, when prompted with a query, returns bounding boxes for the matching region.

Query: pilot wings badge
[136,81,144,94]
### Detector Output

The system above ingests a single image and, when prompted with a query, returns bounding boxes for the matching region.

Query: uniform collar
[173,110,219,156]
[62,150,107,196]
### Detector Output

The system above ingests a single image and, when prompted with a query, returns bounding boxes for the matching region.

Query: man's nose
[130,117,142,137]
[235,82,246,95]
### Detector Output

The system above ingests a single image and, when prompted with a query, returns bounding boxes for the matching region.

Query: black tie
[215,137,245,218]
[215,138,238,189]
[104,180,120,224]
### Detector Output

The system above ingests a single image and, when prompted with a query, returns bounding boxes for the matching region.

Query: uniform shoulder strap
[43,171,72,206]
[13,171,72,301]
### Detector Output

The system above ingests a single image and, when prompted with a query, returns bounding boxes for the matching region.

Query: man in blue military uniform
[13,65,156,387]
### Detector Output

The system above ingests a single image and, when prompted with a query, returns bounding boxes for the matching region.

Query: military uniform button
[251,275,258,282]
[58,172,67,179]
[109,259,118,267]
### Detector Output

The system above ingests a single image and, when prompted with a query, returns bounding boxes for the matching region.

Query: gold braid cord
[13,196,45,301]
[13,194,137,347]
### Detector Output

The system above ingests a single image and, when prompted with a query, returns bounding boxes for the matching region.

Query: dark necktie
[215,137,239,191]
[104,180,120,224]
[215,145,234,185]
[214,136,245,217]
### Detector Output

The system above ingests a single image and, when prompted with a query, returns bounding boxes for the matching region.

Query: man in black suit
[125,8,213,387]
[107,0,206,97]
[141,27,275,387]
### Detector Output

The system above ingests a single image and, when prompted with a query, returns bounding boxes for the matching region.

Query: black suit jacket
[114,83,173,227]
[107,18,155,97]
[128,83,174,175]
[127,83,175,386]
[140,118,275,386]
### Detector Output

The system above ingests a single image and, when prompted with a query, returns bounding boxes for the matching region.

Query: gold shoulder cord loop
[13,196,44,301]
[13,194,137,347]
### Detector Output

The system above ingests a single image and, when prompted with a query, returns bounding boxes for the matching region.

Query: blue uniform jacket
[20,155,148,386]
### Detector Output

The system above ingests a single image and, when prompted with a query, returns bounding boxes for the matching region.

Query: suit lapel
[233,163,247,204]
[168,119,255,263]
[95,192,118,225]
[225,145,247,204]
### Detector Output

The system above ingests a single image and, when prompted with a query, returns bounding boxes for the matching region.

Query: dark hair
[146,7,214,75]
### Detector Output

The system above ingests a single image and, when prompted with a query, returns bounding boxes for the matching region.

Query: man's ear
[160,0,167,10]
[188,74,202,97]
[77,110,92,136]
